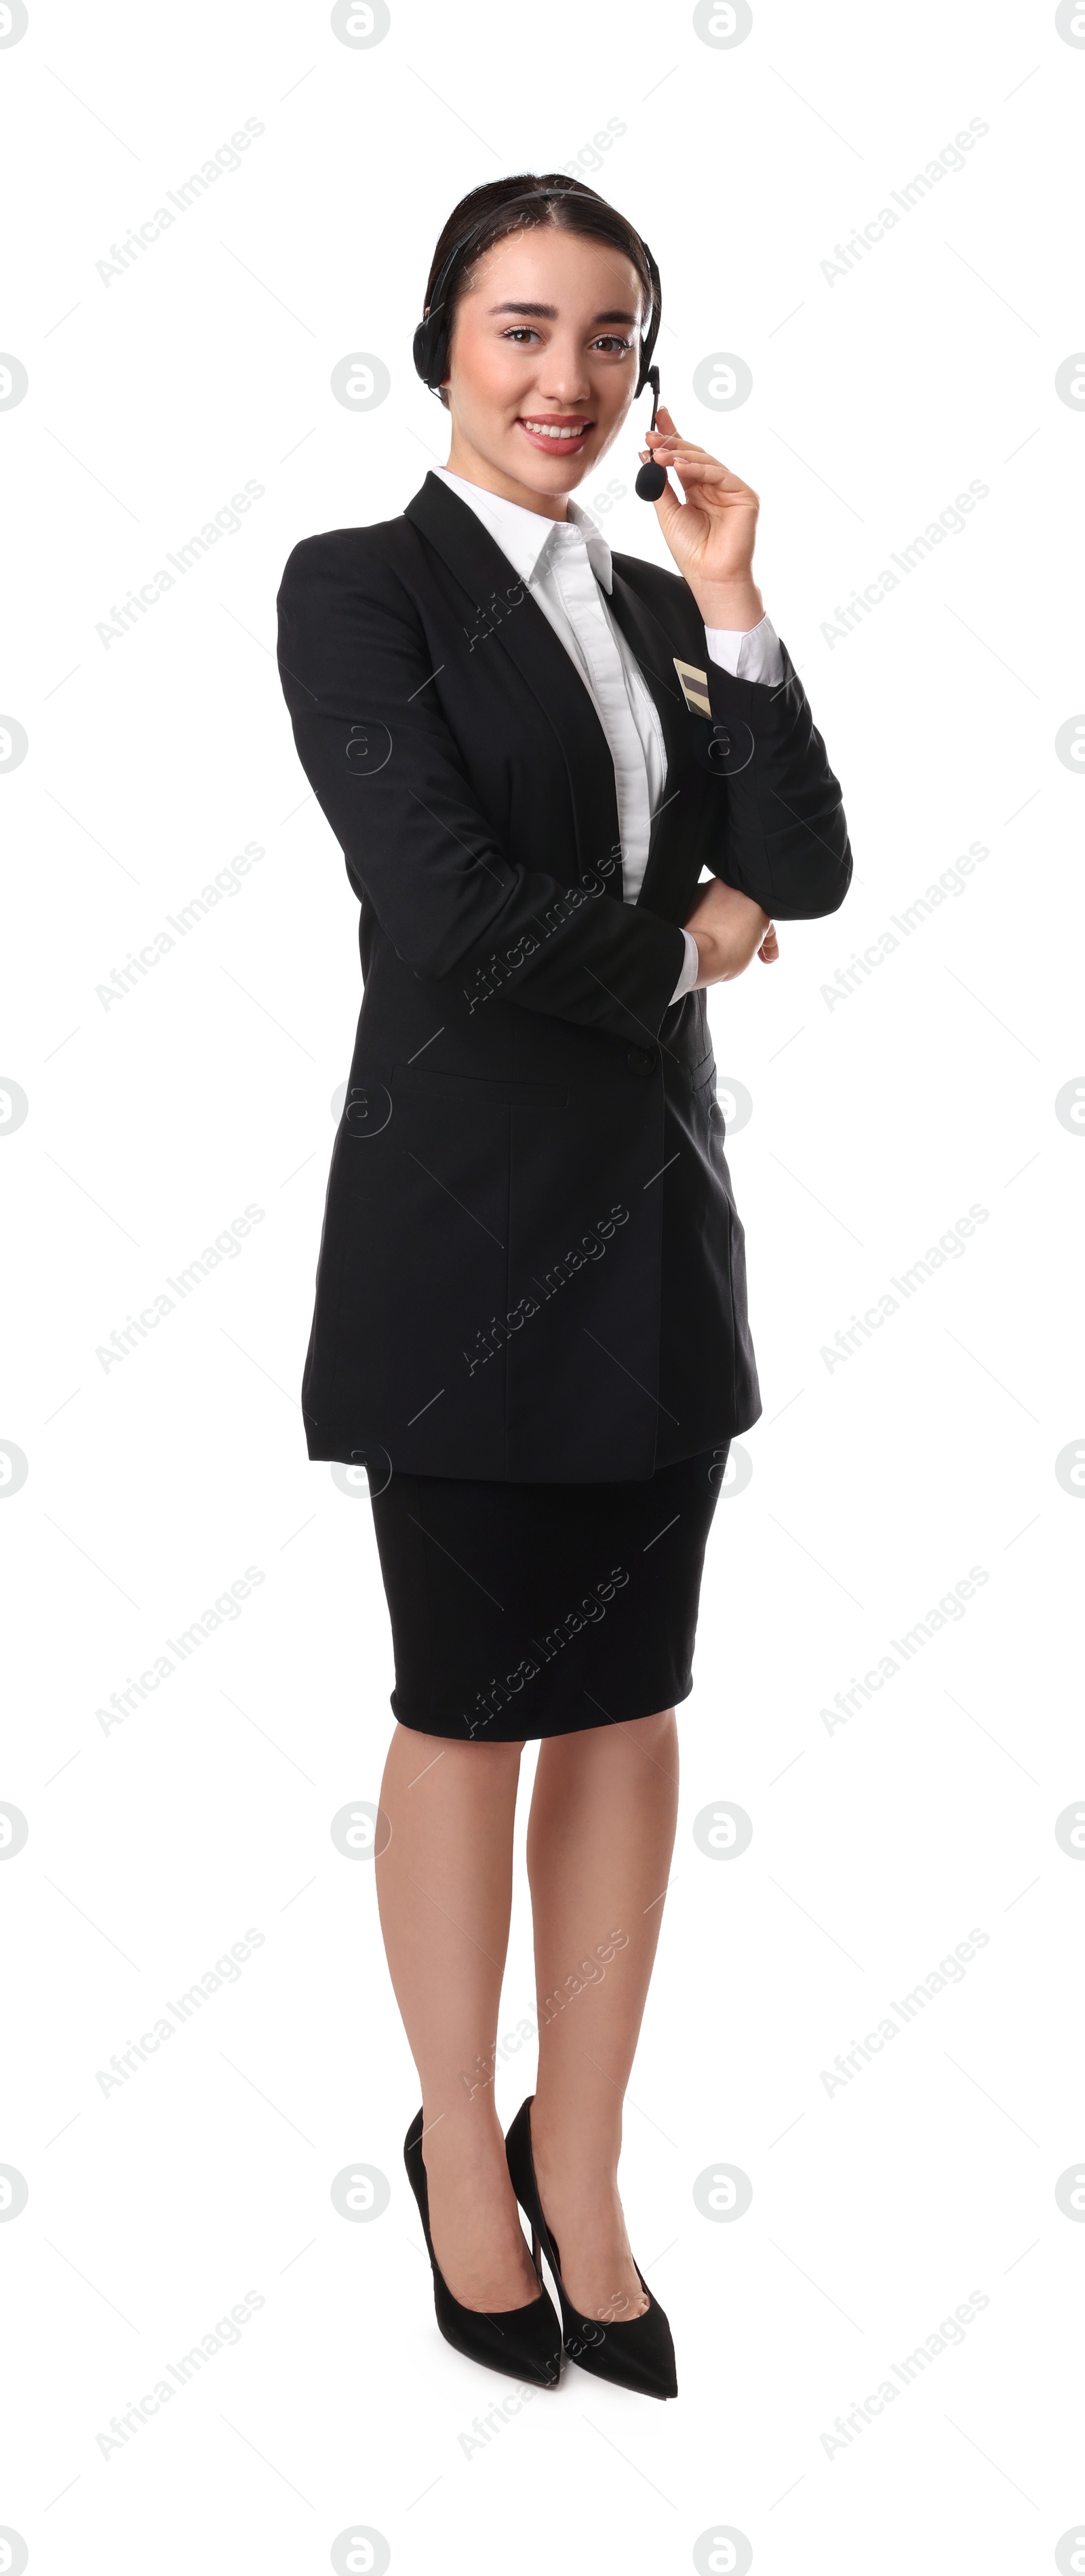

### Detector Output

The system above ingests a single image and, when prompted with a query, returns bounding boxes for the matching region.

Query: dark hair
[422,173,656,409]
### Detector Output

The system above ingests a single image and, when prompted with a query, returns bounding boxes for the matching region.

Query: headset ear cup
[412,315,446,388]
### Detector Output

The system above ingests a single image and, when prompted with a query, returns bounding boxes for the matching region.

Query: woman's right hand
[684,875,778,988]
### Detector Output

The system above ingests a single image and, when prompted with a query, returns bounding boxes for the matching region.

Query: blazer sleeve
[702,642,852,919]
[276,533,688,1047]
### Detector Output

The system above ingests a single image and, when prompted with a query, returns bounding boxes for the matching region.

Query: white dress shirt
[434,465,785,1004]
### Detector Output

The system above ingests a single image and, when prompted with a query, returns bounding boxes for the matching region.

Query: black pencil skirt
[368,1444,729,1742]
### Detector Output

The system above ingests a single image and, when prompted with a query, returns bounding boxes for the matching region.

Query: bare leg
[526,1709,679,2322]
[374,1721,540,2311]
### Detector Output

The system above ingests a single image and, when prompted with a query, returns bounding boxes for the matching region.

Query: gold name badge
[673,655,711,717]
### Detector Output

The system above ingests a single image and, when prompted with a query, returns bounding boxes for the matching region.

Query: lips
[516,417,593,455]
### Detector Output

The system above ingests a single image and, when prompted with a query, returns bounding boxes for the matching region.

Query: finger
[648,444,749,486]
[648,421,701,442]
[647,432,716,463]
[648,421,724,463]
[648,448,754,499]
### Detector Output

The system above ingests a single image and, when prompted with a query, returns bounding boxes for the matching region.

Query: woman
[277,174,850,2399]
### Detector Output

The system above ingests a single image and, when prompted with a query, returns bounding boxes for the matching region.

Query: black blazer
[276,471,851,1483]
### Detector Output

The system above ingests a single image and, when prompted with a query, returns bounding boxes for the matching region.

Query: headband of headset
[412,187,661,399]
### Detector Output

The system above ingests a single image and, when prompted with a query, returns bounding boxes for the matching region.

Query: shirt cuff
[704,612,785,686]
[668,926,700,1006]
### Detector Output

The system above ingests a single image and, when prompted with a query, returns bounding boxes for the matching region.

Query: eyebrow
[486,300,639,325]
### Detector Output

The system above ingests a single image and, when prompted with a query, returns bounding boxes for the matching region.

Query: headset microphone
[634,366,667,501]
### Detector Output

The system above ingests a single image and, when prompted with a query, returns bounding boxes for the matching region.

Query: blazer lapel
[403,473,623,896]
[604,560,710,920]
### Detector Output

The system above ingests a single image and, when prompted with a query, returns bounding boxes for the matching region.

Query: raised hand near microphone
[638,404,765,636]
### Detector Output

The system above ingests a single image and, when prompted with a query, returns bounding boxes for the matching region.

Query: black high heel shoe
[403,2109,562,2387]
[505,2095,677,2399]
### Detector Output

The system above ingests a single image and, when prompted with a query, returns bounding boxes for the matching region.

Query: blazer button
[627,1046,657,1074]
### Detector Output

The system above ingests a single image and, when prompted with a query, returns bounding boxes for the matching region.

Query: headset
[412,187,667,500]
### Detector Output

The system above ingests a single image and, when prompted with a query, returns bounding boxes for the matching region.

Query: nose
[528,330,593,405]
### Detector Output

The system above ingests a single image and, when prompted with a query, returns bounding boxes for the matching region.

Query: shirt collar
[433,465,613,594]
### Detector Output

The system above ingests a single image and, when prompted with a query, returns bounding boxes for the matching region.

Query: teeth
[521,423,587,439]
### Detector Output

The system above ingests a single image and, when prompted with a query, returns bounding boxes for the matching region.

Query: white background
[2,1,1082,2569]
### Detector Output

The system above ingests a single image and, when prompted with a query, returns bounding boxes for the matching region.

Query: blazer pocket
[389,1063,569,1110]
[690,716,755,782]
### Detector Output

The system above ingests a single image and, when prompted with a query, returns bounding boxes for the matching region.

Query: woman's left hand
[639,404,764,630]
[684,876,779,985]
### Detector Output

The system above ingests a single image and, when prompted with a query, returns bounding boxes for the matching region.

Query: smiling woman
[276,166,852,2404]
[418,206,653,499]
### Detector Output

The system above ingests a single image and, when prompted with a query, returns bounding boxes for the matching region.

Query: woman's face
[439,225,647,511]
